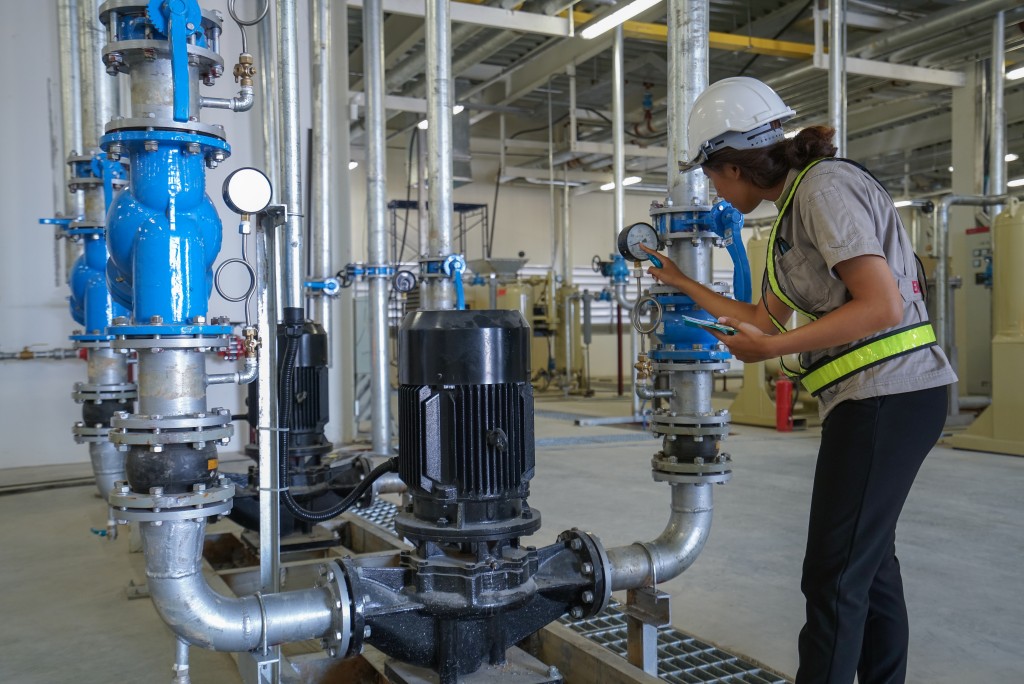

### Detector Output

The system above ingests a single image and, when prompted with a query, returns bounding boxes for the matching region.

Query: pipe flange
[315,559,363,659]
[72,382,137,403]
[110,410,233,448]
[557,528,613,620]
[652,455,732,485]
[650,424,731,439]
[112,336,230,351]
[649,409,730,427]
[112,409,232,431]
[108,479,234,523]
[649,360,730,373]
[104,116,228,141]
[73,423,112,443]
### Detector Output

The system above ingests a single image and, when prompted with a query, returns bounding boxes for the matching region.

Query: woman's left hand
[708,317,778,363]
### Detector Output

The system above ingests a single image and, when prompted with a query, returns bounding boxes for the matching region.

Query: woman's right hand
[641,244,687,288]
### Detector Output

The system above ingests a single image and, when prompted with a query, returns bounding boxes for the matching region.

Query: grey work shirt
[767,159,956,419]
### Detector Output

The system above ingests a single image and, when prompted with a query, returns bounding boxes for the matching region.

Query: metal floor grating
[559,608,790,684]
[351,501,790,684]
[350,497,399,533]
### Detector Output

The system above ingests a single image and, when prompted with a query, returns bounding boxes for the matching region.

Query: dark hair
[702,126,838,189]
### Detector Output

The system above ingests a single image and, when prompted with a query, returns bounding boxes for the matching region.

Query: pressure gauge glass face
[617,222,660,261]
[223,167,273,214]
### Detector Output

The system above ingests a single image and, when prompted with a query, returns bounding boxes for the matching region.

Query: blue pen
[648,253,663,269]
[777,237,792,254]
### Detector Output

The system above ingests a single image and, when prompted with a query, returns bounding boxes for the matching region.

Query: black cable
[277,308,399,522]
[737,1,812,76]
[510,111,570,139]
[397,128,418,264]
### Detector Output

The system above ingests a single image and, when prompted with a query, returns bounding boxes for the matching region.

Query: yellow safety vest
[764,158,938,397]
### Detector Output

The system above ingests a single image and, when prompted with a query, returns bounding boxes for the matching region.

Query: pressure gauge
[617,222,661,262]
[222,167,273,215]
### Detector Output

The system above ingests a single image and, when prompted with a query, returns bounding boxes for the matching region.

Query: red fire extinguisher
[776,375,794,432]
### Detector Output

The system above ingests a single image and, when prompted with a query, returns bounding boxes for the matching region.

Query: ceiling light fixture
[348,161,359,170]
[1006,153,1019,163]
[579,0,663,40]
[600,176,642,191]
[417,105,465,130]
[1006,65,1024,80]
[1008,177,1024,188]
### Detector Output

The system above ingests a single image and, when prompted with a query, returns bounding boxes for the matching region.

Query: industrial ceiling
[349,0,1024,198]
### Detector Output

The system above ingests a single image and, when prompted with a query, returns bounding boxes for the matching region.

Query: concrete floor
[1,389,1021,683]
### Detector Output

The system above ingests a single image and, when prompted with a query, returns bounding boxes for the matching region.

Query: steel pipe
[422,0,455,310]
[141,520,334,652]
[310,0,333,331]
[276,0,304,309]
[257,12,280,194]
[206,357,258,385]
[607,483,713,590]
[990,12,1006,200]
[200,88,255,112]
[613,27,625,244]
[57,0,83,280]
[365,0,392,454]
[667,0,707,206]
[829,0,847,157]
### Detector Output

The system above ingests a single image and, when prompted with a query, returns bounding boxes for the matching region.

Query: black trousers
[795,385,947,684]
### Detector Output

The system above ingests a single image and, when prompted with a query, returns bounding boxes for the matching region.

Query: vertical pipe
[424,0,454,310]
[57,0,83,281]
[79,0,118,149]
[331,0,356,444]
[829,0,847,157]
[258,12,280,193]
[613,25,639,415]
[310,0,331,328]
[365,0,392,454]
[612,27,625,241]
[256,220,281,596]
[668,0,708,207]
[563,67,575,286]
[277,0,303,309]
[991,12,1006,200]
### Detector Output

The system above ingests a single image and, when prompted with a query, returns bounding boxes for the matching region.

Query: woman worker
[642,77,956,684]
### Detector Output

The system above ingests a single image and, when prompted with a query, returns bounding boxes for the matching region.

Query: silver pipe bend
[606,482,713,591]
[142,520,334,652]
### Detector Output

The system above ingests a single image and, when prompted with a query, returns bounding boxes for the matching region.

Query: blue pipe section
[651,200,750,303]
[103,130,230,330]
[646,201,749,363]
[146,0,205,122]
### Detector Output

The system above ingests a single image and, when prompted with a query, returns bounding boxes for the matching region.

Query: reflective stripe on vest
[764,158,937,394]
[800,322,937,397]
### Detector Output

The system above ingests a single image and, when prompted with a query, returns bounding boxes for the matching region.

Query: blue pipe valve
[442,254,467,310]
[304,278,341,297]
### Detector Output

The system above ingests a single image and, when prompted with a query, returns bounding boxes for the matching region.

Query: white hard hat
[679,77,796,172]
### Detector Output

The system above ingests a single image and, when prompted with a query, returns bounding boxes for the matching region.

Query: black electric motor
[350,310,609,684]
[229,316,359,535]
[396,309,539,543]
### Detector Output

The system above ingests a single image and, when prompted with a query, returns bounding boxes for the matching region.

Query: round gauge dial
[222,167,273,215]
[617,222,661,261]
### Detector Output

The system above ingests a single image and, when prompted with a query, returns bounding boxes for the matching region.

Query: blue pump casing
[103,130,230,331]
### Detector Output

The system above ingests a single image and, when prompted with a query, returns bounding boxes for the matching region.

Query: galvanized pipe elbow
[613,282,635,309]
[142,520,335,652]
[200,87,255,112]
[606,482,713,591]
[207,357,258,386]
[635,381,673,400]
